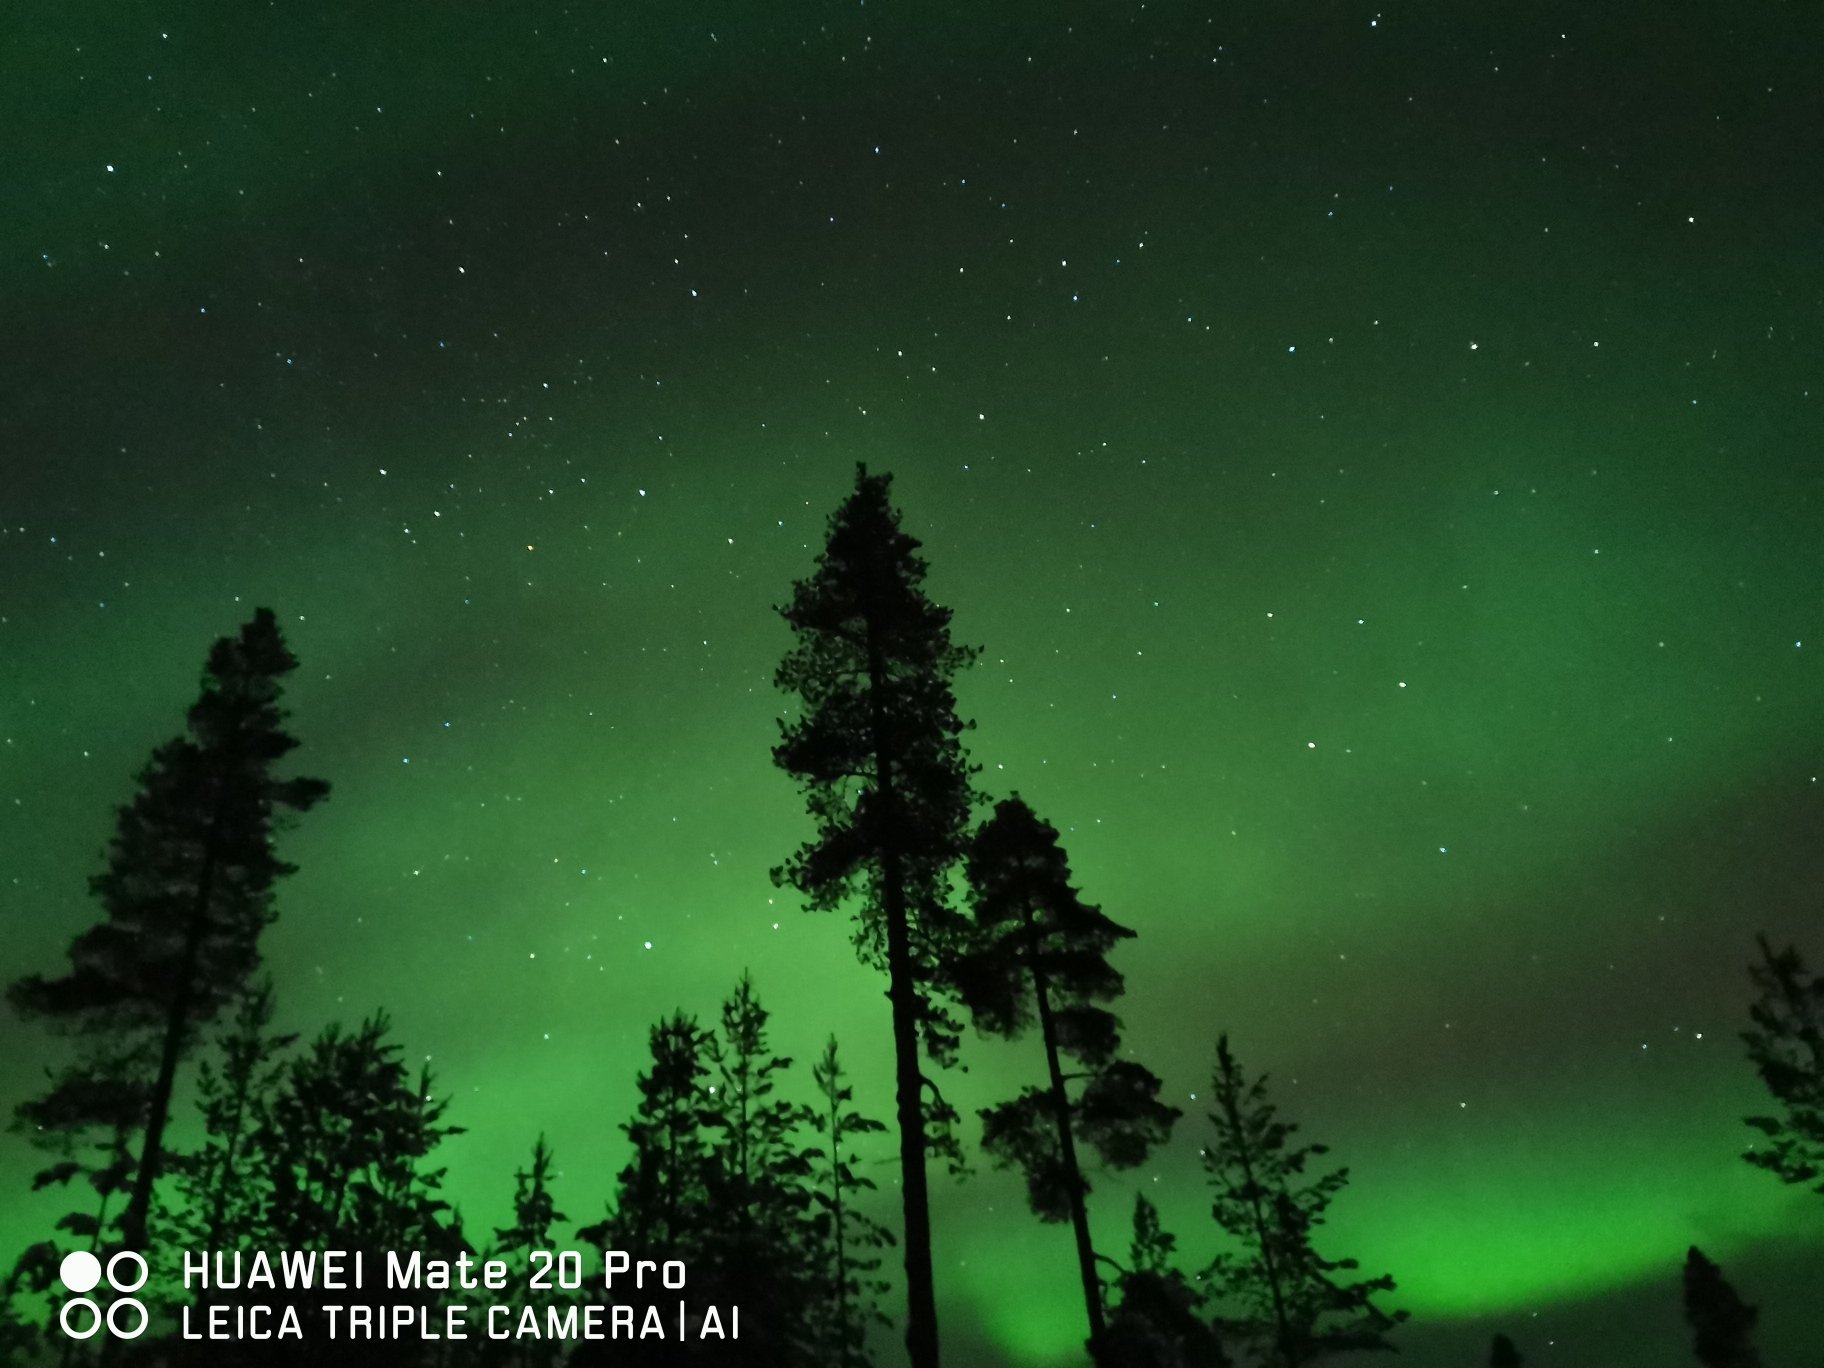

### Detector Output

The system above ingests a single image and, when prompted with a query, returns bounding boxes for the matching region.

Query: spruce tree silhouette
[701,975,818,1366]
[577,1010,724,1367]
[955,796,1178,1352]
[3,1051,147,1364]
[806,1036,895,1368]
[7,608,328,1252]
[580,1012,716,1262]
[1489,1332,1523,1367]
[1097,1194,1229,1368]
[169,978,297,1250]
[257,1012,465,1253]
[1682,1248,1761,1368]
[490,1137,569,1368]
[771,465,980,1368]
[0,1245,51,1365]
[1201,1036,1406,1366]
[237,1012,465,1367]
[1741,935,1824,1192]
[12,1049,148,1239]
[497,1135,567,1258]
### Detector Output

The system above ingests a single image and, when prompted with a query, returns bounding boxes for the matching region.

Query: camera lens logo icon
[57,1250,148,1339]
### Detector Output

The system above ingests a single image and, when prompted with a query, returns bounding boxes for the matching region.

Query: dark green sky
[3,0,1821,1362]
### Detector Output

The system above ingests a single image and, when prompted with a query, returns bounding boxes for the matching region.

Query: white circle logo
[106,1299,149,1339]
[58,1251,102,1294]
[59,1298,102,1340]
[106,1251,149,1293]
[55,1250,151,1338]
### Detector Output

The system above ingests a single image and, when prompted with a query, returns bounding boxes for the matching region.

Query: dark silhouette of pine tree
[771,464,981,1368]
[1682,1247,1760,1368]
[497,1135,567,1254]
[488,1136,569,1368]
[184,1012,466,1368]
[1741,935,1824,1192]
[956,796,1178,1350]
[1096,1194,1229,1368]
[580,1012,717,1264]
[0,1243,53,1365]
[7,609,328,1252]
[2,1048,149,1359]
[580,1002,797,1367]
[10,1048,150,1256]
[805,1036,895,1368]
[1201,1036,1406,1366]
[256,1011,464,1253]
[168,977,296,1250]
[1489,1332,1523,1367]
[700,975,818,1366]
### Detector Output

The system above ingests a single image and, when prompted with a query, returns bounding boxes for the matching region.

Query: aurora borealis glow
[2,0,1821,1362]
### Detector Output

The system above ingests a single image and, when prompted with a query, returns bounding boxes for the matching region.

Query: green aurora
[2,0,1821,1362]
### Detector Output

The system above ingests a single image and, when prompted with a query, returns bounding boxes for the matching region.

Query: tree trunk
[866,621,940,1368]
[883,879,939,1368]
[119,838,222,1252]
[1026,911,1105,1344]
[120,766,235,1254]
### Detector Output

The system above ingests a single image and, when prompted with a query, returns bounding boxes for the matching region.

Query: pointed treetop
[495,1136,568,1254]
[8,610,328,1032]
[771,465,980,918]
[781,466,936,638]
[1683,1247,1761,1368]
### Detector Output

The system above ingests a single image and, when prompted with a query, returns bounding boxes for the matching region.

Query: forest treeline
[3,468,1818,1368]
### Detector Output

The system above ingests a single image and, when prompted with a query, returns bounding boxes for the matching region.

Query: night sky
[3,0,1822,1363]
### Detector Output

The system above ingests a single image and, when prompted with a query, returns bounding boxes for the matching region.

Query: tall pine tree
[1741,935,1824,1192]
[956,796,1178,1350]
[6,608,328,1251]
[1682,1247,1761,1368]
[1201,1036,1405,1366]
[771,465,980,1368]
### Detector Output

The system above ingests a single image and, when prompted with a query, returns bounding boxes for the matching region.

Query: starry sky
[2,0,1822,1362]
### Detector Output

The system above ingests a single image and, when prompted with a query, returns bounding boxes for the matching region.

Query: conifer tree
[805,1036,895,1368]
[1096,1194,1228,1368]
[196,1012,466,1368]
[575,1012,721,1368]
[6,608,328,1252]
[1489,1333,1523,1368]
[1741,935,1824,1192]
[256,1011,464,1254]
[580,1012,717,1261]
[497,1135,567,1255]
[771,465,981,1368]
[169,977,296,1250]
[1682,1247,1760,1368]
[490,1137,569,1368]
[701,975,818,1366]
[10,1048,150,1257]
[957,796,1178,1348]
[0,1244,53,1365]
[1201,1036,1405,1366]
